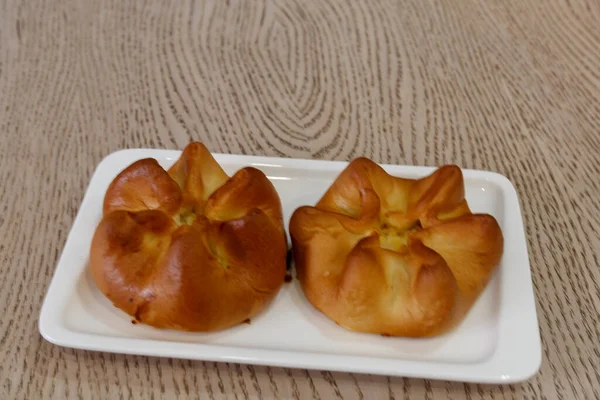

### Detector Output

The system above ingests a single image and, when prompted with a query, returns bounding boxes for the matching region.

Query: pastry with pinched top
[289,158,503,337]
[90,142,287,332]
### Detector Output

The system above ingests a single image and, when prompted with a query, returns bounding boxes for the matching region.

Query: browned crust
[289,159,503,337]
[90,142,287,332]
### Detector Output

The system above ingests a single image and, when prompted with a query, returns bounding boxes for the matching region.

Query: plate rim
[39,148,542,384]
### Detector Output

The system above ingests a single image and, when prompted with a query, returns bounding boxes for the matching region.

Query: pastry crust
[90,142,287,332]
[289,158,503,337]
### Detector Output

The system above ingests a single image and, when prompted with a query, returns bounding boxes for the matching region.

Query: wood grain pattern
[1,0,599,398]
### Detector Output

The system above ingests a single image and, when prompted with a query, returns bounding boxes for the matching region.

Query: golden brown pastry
[289,158,503,337]
[90,142,287,332]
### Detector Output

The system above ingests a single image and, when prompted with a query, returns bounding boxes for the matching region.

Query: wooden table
[1,0,599,398]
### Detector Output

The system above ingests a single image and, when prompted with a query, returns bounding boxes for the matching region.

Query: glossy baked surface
[290,159,503,337]
[90,143,287,332]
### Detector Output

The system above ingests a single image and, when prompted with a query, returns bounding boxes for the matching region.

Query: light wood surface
[1,0,599,398]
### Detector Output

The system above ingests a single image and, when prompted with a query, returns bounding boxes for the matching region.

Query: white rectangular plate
[39,149,541,383]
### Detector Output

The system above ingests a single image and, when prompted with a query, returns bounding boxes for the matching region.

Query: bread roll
[90,142,287,332]
[289,158,503,337]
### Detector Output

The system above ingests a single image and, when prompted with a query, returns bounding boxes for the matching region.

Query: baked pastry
[90,142,287,332]
[289,158,503,337]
